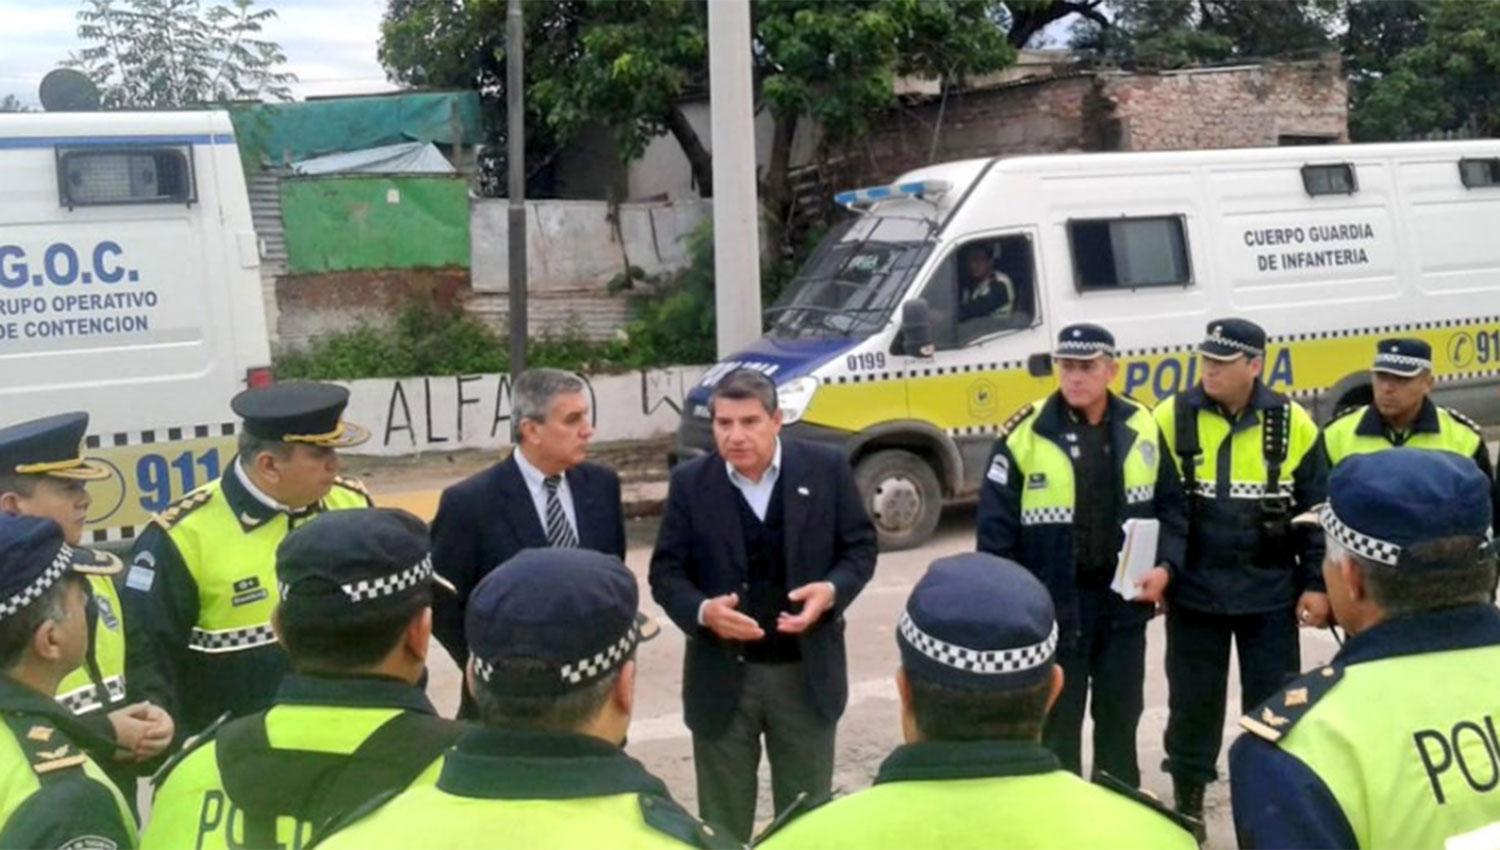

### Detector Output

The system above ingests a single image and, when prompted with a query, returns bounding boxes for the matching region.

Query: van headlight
[778,377,819,425]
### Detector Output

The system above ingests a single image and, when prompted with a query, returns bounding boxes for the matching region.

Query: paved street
[421,505,1344,848]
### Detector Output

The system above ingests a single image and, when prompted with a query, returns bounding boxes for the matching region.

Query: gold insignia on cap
[1261,707,1289,727]
[1285,687,1308,707]
[25,726,53,743]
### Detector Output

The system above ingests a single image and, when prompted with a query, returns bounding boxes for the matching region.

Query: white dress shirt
[726,439,782,521]
[513,447,579,540]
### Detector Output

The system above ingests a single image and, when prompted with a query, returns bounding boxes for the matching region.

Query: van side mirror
[900,300,934,358]
[1027,352,1053,377]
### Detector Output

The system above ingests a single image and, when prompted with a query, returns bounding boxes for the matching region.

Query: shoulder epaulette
[152,488,216,530]
[752,790,827,846]
[1093,771,1200,835]
[0,717,88,781]
[997,403,1036,440]
[1444,407,1484,436]
[150,711,229,788]
[1329,404,1366,424]
[333,476,373,503]
[1238,662,1344,744]
[640,794,741,849]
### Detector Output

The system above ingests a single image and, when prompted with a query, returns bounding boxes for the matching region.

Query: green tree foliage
[0,95,30,112]
[1351,0,1500,140]
[1073,0,1338,69]
[68,0,295,108]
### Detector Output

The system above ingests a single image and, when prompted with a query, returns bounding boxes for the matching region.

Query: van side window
[1067,216,1190,291]
[917,234,1037,351]
[1301,163,1357,196]
[1460,158,1500,189]
[56,147,196,207]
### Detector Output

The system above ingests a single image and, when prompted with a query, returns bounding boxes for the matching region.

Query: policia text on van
[672,142,1500,549]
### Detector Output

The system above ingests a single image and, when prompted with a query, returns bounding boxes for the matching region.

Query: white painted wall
[340,364,711,456]
[470,199,710,294]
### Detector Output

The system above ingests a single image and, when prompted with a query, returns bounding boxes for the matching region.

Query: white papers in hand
[1111,518,1161,602]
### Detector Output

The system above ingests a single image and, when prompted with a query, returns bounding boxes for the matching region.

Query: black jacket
[1160,382,1327,615]
[431,454,626,669]
[977,392,1188,644]
[648,438,877,737]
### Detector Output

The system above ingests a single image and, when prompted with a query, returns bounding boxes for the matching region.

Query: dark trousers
[1043,586,1147,787]
[691,662,835,842]
[1163,604,1300,785]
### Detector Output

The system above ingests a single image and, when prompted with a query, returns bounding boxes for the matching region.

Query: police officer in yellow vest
[0,413,174,799]
[1230,449,1500,849]
[978,323,1188,788]
[1321,338,1497,526]
[319,548,739,850]
[1153,318,1328,826]
[143,507,465,850]
[0,514,137,849]
[123,382,373,739]
[761,553,1197,850]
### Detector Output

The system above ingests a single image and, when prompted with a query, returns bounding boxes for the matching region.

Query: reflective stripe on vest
[1007,398,1161,526]
[166,478,369,654]
[1322,405,1483,468]
[1276,644,1500,849]
[1156,398,1320,492]
[56,574,128,716]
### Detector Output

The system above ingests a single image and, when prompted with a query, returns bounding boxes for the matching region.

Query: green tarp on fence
[228,91,483,169]
[280,175,470,273]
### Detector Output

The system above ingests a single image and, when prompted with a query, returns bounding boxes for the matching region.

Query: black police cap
[231,382,369,448]
[1053,323,1116,360]
[1372,338,1433,377]
[0,413,109,481]
[276,508,446,614]
[898,553,1058,693]
[1199,318,1267,361]
[466,548,658,698]
[0,515,120,624]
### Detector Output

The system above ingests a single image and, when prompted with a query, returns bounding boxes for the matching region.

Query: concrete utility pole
[506,0,527,379]
[708,0,762,358]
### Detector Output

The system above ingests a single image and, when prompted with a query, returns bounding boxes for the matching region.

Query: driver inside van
[957,242,1015,323]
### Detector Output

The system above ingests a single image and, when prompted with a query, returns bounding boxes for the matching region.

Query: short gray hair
[710,368,777,416]
[513,369,586,436]
[1326,535,1497,618]
[237,431,293,464]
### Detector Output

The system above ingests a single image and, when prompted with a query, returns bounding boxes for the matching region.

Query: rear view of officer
[0,514,137,850]
[1153,318,1328,825]
[319,548,739,850]
[760,553,1196,850]
[1231,450,1500,849]
[142,508,464,850]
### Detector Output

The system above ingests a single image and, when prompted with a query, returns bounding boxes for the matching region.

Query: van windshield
[766,215,934,339]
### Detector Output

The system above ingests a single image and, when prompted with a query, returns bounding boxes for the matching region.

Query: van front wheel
[854,449,943,552]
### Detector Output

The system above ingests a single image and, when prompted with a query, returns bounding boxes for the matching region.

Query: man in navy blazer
[431,369,626,717]
[650,368,877,841]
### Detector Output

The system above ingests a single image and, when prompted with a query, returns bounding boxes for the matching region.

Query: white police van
[675,141,1500,549]
[0,110,272,544]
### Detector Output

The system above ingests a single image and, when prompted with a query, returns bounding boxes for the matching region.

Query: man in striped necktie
[432,369,627,718]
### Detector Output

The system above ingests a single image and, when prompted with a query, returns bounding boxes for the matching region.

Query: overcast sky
[0,0,398,107]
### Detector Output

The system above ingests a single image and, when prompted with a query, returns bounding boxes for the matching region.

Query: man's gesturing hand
[702,593,765,641]
[777,582,836,635]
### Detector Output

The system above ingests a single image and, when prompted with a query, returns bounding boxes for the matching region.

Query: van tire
[855,449,943,552]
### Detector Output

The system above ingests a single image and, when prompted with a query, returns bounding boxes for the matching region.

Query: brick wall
[833,55,1348,187]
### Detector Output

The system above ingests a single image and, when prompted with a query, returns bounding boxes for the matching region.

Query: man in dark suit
[650,368,878,842]
[431,368,626,717]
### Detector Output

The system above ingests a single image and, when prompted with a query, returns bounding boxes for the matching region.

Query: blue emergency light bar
[833,179,952,210]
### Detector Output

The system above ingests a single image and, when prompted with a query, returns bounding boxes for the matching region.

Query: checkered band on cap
[1317,503,1402,566]
[1054,340,1115,358]
[339,555,435,603]
[1374,352,1432,373]
[560,625,641,685]
[0,545,71,621]
[898,611,1058,675]
[1204,329,1262,356]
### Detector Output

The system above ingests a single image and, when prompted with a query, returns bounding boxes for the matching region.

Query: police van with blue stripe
[674,142,1500,550]
[1,110,273,544]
